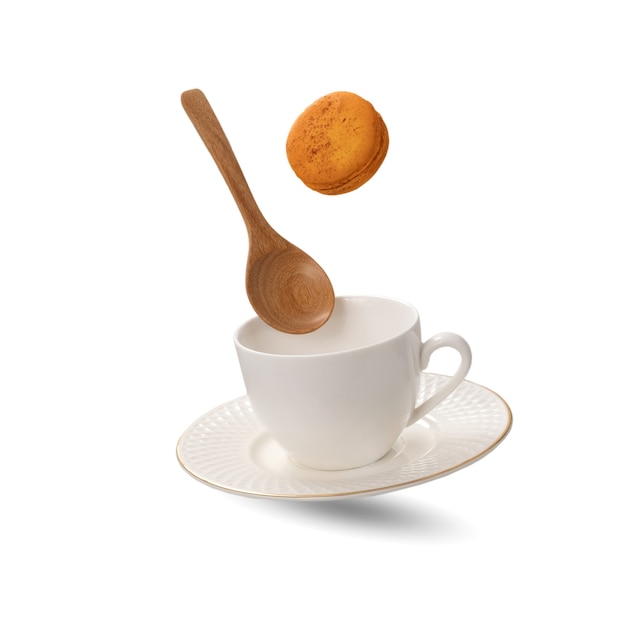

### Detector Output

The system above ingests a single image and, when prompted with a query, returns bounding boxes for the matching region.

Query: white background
[1,1,624,624]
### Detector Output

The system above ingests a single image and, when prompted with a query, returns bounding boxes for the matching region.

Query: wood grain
[181,89,335,333]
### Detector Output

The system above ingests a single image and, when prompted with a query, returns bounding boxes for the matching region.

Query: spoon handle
[181,89,271,236]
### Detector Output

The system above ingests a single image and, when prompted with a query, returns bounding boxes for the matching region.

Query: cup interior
[235,296,418,356]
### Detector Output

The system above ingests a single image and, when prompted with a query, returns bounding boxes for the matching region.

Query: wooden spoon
[181,89,334,334]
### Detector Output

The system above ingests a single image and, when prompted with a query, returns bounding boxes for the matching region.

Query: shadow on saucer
[254,495,474,541]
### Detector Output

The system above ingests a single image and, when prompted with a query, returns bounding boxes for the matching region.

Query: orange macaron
[286,91,389,195]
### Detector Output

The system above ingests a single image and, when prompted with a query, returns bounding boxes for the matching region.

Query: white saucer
[176,373,512,500]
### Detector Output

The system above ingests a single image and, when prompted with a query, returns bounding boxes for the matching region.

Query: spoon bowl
[246,246,335,333]
[181,89,334,334]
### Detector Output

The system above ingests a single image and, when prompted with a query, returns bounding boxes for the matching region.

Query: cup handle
[406,332,472,427]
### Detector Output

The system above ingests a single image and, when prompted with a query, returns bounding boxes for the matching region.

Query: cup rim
[233,295,420,358]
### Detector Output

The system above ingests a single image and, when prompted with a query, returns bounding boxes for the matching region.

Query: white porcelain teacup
[234,295,472,470]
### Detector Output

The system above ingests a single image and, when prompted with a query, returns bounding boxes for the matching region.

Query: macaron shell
[286,92,389,195]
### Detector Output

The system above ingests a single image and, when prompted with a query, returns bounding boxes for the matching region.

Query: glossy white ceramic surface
[233,296,472,469]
